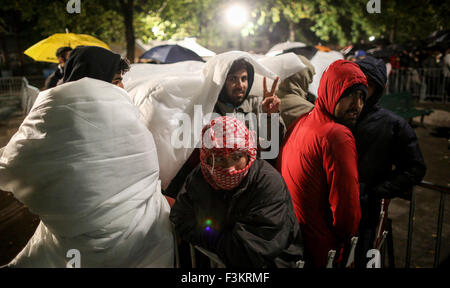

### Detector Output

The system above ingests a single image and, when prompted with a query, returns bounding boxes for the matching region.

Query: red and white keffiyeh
[200,116,257,190]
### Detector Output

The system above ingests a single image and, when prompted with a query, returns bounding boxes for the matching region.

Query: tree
[249,0,449,47]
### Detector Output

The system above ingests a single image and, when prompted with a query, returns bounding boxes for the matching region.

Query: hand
[261,76,280,115]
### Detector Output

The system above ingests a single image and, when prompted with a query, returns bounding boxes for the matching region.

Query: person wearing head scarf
[170,116,304,268]
[63,46,130,88]
[277,59,366,267]
[0,46,174,267]
[353,56,426,267]
[164,58,285,201]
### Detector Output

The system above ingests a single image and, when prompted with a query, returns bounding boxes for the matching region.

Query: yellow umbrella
[24,33,110,63]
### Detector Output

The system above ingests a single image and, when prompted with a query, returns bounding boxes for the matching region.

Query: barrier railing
[0,77,25,106]
[387,68,449,103]
[404,181,449,268]
[0,77,40,116]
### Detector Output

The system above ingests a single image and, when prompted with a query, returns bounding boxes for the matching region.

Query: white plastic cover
[123,51,305,190]
[265,41,307,57]
[308,50,344,98]
[0,78,174,267]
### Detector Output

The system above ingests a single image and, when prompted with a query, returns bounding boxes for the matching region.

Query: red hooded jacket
[277,60,365,267]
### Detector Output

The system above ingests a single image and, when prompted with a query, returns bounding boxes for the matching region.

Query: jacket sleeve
[323,127,361,242]
[374,119,426,200]
[169,181,198,243]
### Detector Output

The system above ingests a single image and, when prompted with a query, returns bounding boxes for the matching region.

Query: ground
[0,104,448,267]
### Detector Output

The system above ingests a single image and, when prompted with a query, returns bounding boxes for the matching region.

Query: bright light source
[369,36,375,41]
[152,26,160,34]
[226,4,248,27]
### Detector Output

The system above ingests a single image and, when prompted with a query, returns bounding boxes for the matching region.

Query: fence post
[434,192,446,268]
[405,187,416,268]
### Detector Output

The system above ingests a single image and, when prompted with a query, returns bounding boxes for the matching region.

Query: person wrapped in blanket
[170,116,304,268]
[0,46,173,267]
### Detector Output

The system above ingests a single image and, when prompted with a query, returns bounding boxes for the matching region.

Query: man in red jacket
[277,60,367,267]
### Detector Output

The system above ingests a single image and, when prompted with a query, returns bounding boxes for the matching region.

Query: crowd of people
[0,45,427,268]
[346,47,450,101]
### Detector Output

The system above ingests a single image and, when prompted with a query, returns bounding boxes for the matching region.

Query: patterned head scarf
[200,116,257,190]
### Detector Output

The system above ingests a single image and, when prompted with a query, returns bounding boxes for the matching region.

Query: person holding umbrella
[43,46,72,90]
[24,32,111,89]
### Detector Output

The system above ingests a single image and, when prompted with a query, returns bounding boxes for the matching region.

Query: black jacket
[355,56,427,229]
[43,66,64,90]
[170,159,304,268]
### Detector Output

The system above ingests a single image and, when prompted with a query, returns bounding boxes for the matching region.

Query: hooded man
[214,58,284,151]
[277,60,366,267]
[354,56,426,267]
[170,116,304,268]
[278,55,315,128]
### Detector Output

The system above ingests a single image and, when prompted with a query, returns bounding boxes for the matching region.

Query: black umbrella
[425,30,450,50]
[140,44,204,64]
[282,46,318,60]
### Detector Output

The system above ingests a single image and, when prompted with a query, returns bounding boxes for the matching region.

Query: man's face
[334,90,364,128]
[112,73,124,89]
[207,151,248,170]
[224,68,248,106]
[58,51,71,67]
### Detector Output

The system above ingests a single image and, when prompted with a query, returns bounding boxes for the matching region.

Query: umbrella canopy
[282,46,318,60]
[178,38,216,58]
[424,30,450,50]
[24,33,110,63]
[266,41,306,57]
[139,44,204,64]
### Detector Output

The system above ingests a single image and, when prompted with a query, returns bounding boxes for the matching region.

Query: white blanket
[0,78,174,267]
[124,51,305,189]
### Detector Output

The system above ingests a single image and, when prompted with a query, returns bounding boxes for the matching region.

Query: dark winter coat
[354,56,426,267]
[355,56,426,229]
[43,66,64,90]
[170,159,304,268]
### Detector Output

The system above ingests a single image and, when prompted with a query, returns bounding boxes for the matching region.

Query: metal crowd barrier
[404,181,449,268]
[0,77,40,116]
[387,68,449,103]
[0,77,25,106]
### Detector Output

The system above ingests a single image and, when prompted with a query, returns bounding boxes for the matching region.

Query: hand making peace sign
[261,76,281,115]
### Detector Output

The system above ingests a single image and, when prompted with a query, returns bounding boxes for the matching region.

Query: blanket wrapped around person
[0,77,174,267]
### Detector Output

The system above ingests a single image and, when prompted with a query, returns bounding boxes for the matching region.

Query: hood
[278,55,315,98]
[63,46,121,84]
[315,59,367,117]
[356,56,387,108]
[217,59,255,107]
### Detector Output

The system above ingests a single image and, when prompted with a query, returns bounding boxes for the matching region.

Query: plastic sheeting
[0,78,174,267]
[308,51,344,98]
[123,51,306,190]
